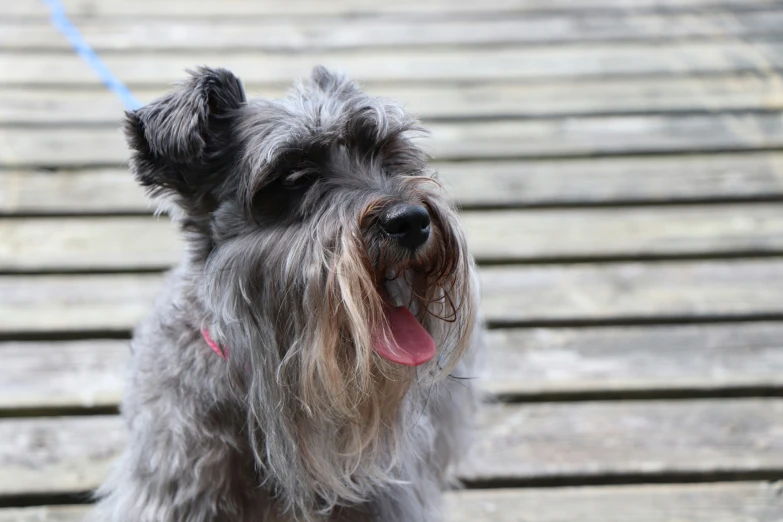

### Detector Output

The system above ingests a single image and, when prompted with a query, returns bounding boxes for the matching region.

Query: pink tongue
[372,304,436,367]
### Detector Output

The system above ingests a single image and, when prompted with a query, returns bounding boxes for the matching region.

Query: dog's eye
[281,172,318,190]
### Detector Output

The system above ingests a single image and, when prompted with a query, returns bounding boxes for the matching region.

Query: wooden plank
[3,482,782,522]
[5,153,783,215]
[3,204,783,270]
[6,323,783,410]
[0,217,182,271]
[448,482,783,522]
[0,506,87,522]
[463,399,783,482]
[0,168,147,214]
[5,42,783,86]
[2,400,782,495]
[7,113,783,167]
[4,0,781,18]
[0,340,127,410]
[7,11,783,51]
[439,153,783,207]
[3,260,783,334]
[0,274,160,334]
[485,323,783,396]
[5,74,783,124]
[480,259,783,325]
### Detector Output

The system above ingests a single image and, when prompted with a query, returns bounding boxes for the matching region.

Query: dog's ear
[124,67,246,213]
[310,65,361,98]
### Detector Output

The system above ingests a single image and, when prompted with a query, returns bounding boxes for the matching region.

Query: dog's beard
[201,189,477,519]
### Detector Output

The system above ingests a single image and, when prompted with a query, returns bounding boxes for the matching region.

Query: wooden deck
[3,0,783,520]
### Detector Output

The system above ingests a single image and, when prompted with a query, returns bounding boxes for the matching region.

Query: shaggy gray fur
[89,66,483,522]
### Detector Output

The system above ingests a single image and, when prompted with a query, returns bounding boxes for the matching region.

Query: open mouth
[371,278,436,367]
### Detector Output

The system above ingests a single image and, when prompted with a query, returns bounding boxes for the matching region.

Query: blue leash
[41,0,142,111]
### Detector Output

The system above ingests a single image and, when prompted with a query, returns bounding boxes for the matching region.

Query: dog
[89,66,482,522]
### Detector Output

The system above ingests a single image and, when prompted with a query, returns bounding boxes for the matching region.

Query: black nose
[380,203,431,251]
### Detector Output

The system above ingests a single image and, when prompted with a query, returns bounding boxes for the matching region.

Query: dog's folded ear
[124,67,246,211]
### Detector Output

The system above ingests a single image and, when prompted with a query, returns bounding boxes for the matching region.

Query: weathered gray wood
[448,482,783,522]
[0,416,125,496]
[2,400,782,495]
[0,506,87,522]
[7,11,783,51]
[6,323,783,410]
[4,205,783,270]
[3,482,782,522]
[5,0,781,18]
[439,153,783,207]
[0,168,147,214]
[0,274,160,334]
[0,340,127,410]
[0,217,182,271]
[7,113,783,167]
[485,323,783,396]
[5,42,783,86]
[463,399,783,481]
[480,259,783,324]
[5,153,783,214]
[4,260,783,333]
[5,74,783,124]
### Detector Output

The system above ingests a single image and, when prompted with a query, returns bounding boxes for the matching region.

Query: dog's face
[126,66,478,515]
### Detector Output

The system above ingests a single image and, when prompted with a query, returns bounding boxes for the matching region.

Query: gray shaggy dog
[90,66,482,522]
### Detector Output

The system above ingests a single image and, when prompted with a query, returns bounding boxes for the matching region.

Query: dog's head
[126,66,478,516]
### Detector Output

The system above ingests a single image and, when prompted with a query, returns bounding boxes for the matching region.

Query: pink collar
[201,328,228,360]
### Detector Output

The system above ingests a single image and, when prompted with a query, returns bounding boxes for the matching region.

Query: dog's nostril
[380,203,431,251]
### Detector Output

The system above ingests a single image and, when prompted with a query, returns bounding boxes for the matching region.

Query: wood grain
[484,323,783,396]
[2,400,782,495]
[5,74,783,124]
[3,482,782,522]
[5,0,781,18]
[7,10,783,51]
[0,168,147,214]
[7,113,783,167]
[448,482,783,522]
[3,204,783,270]
[5,42,783,87]
[5,323,783,410]
[3,260,783,334]
[0,274,161,334]
[480,259,783,325]
[5,153,783,215]
[0,340,128,410]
